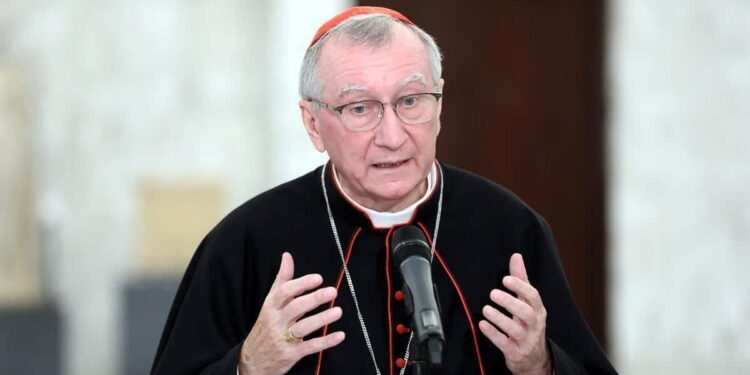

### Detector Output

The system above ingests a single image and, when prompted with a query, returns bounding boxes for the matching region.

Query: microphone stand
[405,283,443,374]
[408,335,427,375]
[408,335,442,375]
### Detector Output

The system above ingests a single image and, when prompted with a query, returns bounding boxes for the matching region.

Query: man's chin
[367,182,425,210]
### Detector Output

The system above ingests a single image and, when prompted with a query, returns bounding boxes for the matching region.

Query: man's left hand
[478,253,552,375]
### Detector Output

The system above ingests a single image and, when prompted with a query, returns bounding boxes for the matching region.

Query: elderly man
[152,6,616,375]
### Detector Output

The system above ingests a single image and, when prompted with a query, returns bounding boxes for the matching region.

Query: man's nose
[373,105,408,150]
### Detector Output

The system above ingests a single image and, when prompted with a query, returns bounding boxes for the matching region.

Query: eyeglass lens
[340,93,438,131]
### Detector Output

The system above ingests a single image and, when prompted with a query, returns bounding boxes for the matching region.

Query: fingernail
[503,276,513,285]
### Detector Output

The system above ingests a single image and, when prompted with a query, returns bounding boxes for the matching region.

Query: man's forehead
[335,74,428,98]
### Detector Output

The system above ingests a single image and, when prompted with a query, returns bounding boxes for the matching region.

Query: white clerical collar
[333,162,438,229]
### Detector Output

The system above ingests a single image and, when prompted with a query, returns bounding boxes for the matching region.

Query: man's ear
[436,78,445,135]
[299,100,326,152]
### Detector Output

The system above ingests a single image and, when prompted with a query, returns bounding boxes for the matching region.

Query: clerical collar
[332,162,438,229]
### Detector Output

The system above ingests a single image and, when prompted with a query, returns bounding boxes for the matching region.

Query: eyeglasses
[312,92,442,132]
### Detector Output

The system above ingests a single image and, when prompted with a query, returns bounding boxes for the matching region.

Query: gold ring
[282,326,301,343]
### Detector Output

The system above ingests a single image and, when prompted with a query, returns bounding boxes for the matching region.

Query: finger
[292,306,343,338]
[296,331,346,357]
[489,289,535,323]
[272,273,324,307]
[482,305,525,341]
[283,286,337,321]
[509,253,529,282]
[478,320,514,354]
[502,276,545,311]
[272,252,295,290]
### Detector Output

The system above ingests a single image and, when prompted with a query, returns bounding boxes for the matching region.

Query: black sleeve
[526,214,618,375]
[151,215,254,375]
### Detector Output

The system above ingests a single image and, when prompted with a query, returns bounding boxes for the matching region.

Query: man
[151,6,616,375]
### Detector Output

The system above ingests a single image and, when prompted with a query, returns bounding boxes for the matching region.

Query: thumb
[509,253,529,282]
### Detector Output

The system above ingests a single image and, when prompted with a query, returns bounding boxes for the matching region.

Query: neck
[333,167,430,213]
[373,181,428,212]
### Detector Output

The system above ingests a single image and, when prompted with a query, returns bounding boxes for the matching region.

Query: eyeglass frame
[310,92,443,132]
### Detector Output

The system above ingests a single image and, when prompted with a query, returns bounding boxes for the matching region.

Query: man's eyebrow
[336,75,427,99]
[337,84,369,98]
[399,74,428,88]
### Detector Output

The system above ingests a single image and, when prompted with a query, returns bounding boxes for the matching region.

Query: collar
[333,163,437,228]
[324,160,442,231]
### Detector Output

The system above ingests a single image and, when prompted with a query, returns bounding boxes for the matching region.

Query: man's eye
[347,103,372,116]
[401,96,420,107]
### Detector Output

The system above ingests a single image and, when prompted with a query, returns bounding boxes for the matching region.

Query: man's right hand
[238,252,345,375]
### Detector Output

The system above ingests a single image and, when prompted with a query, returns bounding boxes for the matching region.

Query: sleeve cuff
[547,337,586,375]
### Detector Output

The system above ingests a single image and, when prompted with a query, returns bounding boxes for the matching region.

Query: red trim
[328,162,379,230]
[315,227,362,375]
[384,227,396,375]
[416,222,486,375]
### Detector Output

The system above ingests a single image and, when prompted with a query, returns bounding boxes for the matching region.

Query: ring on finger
[282,326,302,343]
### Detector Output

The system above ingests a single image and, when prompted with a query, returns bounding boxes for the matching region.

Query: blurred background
[0,0,747,374]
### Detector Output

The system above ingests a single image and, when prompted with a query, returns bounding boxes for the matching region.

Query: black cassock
[151,162,617,375]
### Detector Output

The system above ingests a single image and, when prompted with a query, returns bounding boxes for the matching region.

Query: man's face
[300,25,444,212]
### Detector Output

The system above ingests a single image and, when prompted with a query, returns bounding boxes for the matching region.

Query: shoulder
[216,166,322,234]
[439,163,553,245]
[173,167,323,293]
[441,163,539,220]
[192,166,322,258]
[439,164,557,268]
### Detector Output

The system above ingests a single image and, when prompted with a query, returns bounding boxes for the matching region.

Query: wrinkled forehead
[334,74,429,98]
[317,28,435,98]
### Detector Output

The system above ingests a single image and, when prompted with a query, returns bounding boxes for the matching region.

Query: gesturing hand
[478,253,552,375]
[238,252,346,375]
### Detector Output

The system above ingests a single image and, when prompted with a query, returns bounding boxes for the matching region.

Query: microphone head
[391,225,431,265]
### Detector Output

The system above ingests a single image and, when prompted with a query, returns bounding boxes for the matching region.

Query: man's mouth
[373,160,408,169]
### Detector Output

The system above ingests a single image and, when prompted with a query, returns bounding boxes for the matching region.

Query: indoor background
[0,0,748,374]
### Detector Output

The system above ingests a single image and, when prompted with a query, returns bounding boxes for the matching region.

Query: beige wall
[0,64,40,307]
[137,181,224,276]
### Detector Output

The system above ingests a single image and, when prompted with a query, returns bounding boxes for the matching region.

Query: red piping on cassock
[416,222,486,375]
[316,227,362,375]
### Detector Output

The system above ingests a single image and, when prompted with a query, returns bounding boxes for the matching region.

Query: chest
[276,226,512,375]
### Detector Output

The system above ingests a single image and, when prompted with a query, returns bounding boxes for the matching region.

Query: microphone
[391,225,444,369]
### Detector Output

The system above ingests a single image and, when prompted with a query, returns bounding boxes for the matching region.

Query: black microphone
[391,225,444,370]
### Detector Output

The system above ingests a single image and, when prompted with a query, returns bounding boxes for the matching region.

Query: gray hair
[299,14,443,102]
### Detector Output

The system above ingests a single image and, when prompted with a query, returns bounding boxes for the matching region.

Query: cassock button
[396,324,410,334]
[394,290,404,301]
[395,357,406,369]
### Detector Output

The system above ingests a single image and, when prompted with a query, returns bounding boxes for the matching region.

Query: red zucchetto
[308,6,414,49]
